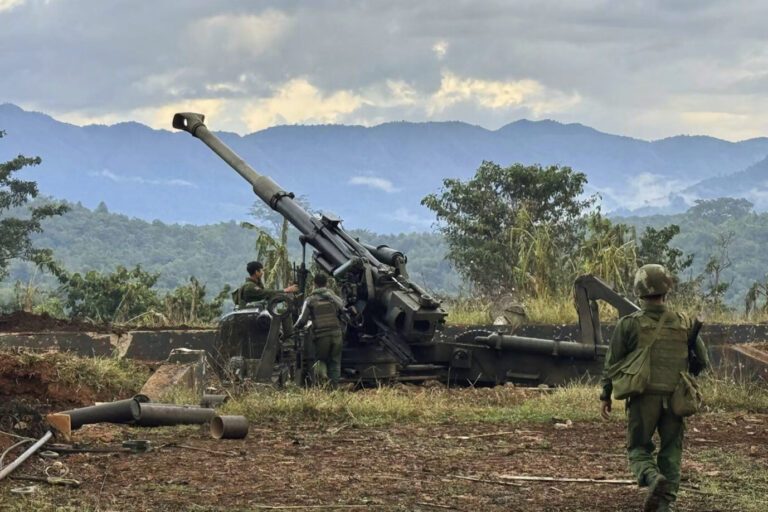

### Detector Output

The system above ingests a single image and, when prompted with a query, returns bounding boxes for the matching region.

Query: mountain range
[1,103,767,232]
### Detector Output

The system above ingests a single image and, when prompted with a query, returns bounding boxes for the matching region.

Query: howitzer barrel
[172,112,348,270]
[476,333,604,359]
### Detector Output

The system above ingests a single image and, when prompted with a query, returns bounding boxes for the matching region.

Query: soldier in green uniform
[293,273,347,388]
[600,264,709,512]
[235,261,298,308]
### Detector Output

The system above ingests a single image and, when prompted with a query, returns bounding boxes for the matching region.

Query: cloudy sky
[1,0,767,141]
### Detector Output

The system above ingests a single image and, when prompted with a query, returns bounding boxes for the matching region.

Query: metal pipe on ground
[131,403,215,427]
[210,416,249,439]
[0,431,53,481]
[58,395,150,430]
[200,394,229,408]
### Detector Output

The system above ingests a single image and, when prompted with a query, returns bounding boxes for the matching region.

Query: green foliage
[0,130,68,279]
[577,211,638,294]
[422,161,693,304]
[57,264,161,323]
[160,276,230,325]
[422,161,595,295]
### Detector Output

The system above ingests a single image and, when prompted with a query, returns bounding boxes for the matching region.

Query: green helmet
[634,264,673,298]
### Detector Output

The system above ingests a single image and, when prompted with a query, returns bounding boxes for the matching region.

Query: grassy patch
[699,377,768,414]
[687,448,768,512]
[220,377,768,427]
[220,383,604,427]
[7,348,148,396]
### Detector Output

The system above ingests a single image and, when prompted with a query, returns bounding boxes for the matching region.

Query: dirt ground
[1,413,766,512]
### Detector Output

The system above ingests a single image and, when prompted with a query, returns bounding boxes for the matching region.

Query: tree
[58,264,161,323]
[637,225,694,276]
[703,231,734,308]
[0,130,68,279]
[577,211,637,294]
[160,276,231,325]
[688,198,753,225]
[421,161,595,295]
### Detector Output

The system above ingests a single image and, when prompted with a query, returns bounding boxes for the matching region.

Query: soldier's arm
[293,299,311,330]
[600,316,635,402]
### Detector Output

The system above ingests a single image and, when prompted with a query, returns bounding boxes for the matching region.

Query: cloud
[190,10,292,57]
[243,79,367,131]
[432,41,448,60]
[349,176,399,193]
[0,0,24,13]
[92,170,197,188]
[4,1,768,140]
[390,208,433,229]
[614,173,689,210]
[428,72,581,116]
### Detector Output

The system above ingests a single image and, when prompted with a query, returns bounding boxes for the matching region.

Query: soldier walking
[600,264,709,512]
[294,273,348,388]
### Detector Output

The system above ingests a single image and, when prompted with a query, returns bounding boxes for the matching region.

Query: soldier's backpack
[606,312,670,400]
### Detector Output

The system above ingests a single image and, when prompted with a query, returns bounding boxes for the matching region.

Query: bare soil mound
[0,353,99,410]
[0,311,108,333]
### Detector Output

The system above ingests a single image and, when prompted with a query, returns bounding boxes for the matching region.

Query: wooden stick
[498,475,635,485]
[440,431,518,440]
[415,503,456,509]
[447,475,522,487]
[249,505,385,510]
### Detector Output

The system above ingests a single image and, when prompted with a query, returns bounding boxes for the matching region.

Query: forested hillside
[0,199,458,306]
[2,195,767,311]
[617,198,768,306]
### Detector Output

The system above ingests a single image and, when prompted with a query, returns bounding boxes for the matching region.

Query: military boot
[644,475,670,512]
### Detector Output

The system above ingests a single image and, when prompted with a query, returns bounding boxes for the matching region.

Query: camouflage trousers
[308,330,343,387]
[626,393,685,502]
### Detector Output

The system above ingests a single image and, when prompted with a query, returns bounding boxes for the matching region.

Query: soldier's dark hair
[247,261,263,276]
[313,273,328,287]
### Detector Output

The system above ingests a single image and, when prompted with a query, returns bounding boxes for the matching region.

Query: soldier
[600,264,709,512]
[234,261,298,308]
[293,273,347,388]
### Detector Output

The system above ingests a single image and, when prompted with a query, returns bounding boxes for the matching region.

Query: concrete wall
[1,323,766,363]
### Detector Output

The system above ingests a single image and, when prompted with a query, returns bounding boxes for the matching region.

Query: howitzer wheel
[454,330,493,345]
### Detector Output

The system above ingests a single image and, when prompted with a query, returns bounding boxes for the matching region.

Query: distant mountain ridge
[1,103,767,232]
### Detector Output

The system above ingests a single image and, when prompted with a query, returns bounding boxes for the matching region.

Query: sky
[1,0,767,141]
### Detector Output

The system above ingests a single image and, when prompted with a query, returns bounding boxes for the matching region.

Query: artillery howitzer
[173,113,639,386]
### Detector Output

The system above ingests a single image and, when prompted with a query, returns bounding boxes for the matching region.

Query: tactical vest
[635,311,689,393]
[309,292,341,333]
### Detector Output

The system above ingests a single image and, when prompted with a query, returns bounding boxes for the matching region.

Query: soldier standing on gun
[600,264,709,512]
[293,273,347,388]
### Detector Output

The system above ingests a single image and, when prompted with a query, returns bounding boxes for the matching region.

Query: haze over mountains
[1,103,767,232]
